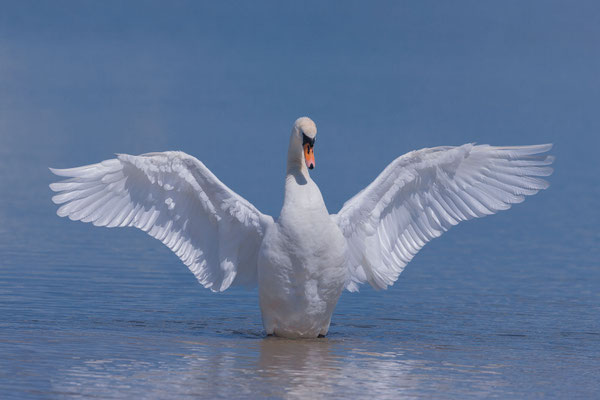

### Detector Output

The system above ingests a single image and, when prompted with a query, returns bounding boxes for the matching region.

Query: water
[1,2,599,398]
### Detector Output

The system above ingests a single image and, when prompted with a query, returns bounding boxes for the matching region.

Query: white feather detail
[334,144,554,291]
[50,151,273,291]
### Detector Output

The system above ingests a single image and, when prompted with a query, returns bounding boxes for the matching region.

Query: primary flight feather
[50,117,553,338]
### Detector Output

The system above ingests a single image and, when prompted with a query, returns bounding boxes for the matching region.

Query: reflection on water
[47,334,510,399]
[258,338,341,398]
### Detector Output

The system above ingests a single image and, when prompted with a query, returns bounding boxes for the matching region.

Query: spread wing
[50,151,273,292]
[333,144,554,292]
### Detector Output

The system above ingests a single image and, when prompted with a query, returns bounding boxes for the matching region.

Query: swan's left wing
[50,151,273,292]
[333,144,553,292]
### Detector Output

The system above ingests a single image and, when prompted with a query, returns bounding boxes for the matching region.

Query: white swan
[50,117,553,338]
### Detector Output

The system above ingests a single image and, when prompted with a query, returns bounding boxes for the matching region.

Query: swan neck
[286,130,309,177]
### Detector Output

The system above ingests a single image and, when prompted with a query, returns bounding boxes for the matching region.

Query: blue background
[1,1,598,398]
[2,1,598,216]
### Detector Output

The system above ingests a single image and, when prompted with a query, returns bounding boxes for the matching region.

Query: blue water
[1,2,599,398]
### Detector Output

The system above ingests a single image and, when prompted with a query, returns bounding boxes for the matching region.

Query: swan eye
[302,133,315,148]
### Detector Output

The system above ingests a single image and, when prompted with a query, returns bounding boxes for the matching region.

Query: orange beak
[304,143,315,170]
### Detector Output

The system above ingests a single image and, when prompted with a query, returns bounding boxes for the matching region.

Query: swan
[49,117,553,338]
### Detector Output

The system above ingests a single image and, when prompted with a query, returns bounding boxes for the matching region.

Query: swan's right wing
[50,151,273,292]
[333,144,553,292]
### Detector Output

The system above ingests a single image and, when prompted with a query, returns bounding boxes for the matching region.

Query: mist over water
[1,1,599,398]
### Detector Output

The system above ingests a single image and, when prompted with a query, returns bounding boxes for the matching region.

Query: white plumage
[51,152,271,291]
[50,117,553,338]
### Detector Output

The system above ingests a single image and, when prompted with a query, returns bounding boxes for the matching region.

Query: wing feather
[50,151,273,291]
[335,143,553,291]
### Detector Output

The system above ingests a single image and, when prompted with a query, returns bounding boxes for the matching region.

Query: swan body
[259,167,347,337]
[50,117,554,338]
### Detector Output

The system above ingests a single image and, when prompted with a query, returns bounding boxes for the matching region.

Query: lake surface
[1,2,599,399]
[1,140,598,400]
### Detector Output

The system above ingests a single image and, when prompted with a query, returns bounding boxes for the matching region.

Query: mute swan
[50,117,553,338]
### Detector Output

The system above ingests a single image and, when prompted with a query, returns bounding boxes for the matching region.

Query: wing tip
[48,167,65,176]
[506,143,554,154]
[533,143,553,152]
[51,193,64,204]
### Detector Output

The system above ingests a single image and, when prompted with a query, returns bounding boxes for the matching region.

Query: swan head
[292,117,317,170]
